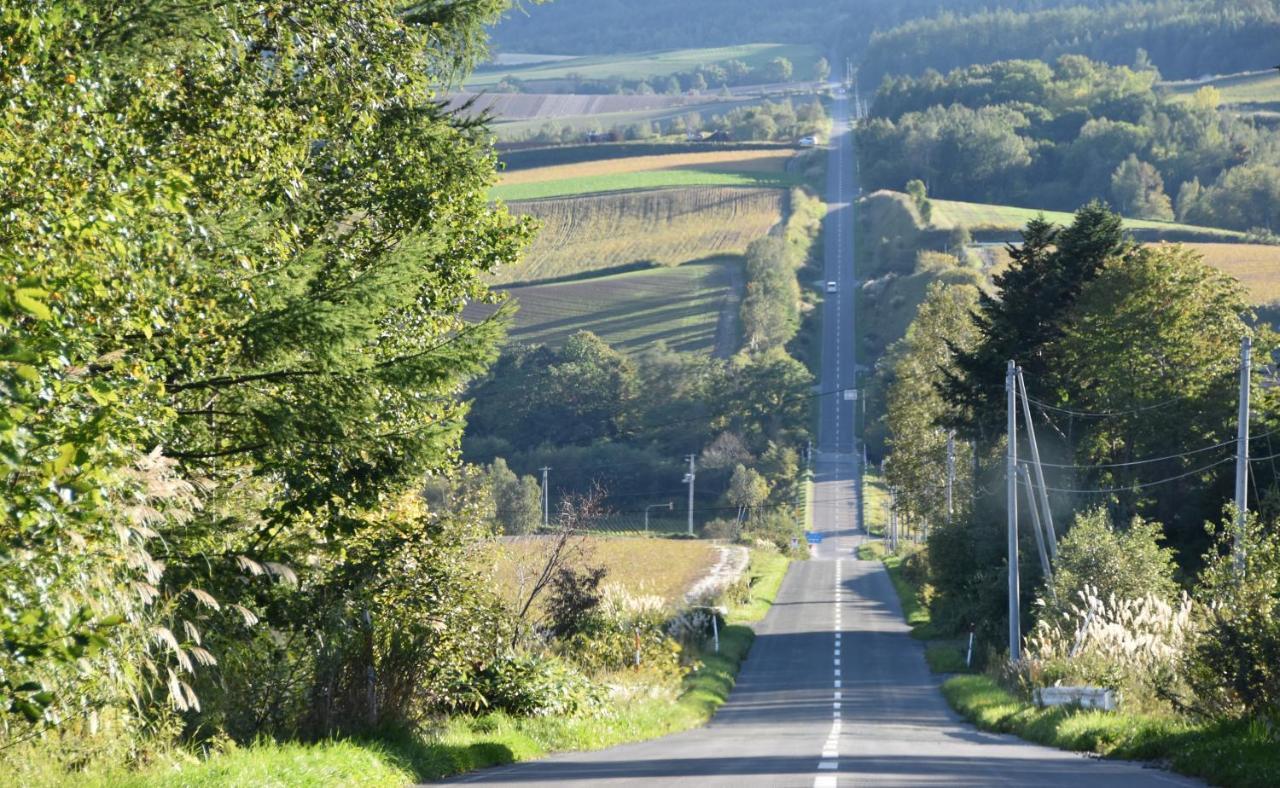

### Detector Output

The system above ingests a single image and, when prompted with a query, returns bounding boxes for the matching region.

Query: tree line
[0,0,652,775]
[494,56,816,95]
[880,203,1280,721]
[859,0,1280,86]
[858,55,1280,231]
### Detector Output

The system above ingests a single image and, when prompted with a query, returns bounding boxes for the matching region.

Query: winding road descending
[439,95,1199,787]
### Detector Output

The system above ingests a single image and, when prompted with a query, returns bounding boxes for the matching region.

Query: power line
[1038,456,1235,495]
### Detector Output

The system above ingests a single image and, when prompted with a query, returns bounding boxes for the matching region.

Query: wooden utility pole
[1006,360,1020,661]
[1235,334,1252,570]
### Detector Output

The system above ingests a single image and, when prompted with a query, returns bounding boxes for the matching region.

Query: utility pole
[889,488,898,552]
[540,467,551,528]
[1235,334,1252,570]
[1006,360,1021,662]
[946,430,956,527]
[684,454,697,536]
[1016,367,1057,558]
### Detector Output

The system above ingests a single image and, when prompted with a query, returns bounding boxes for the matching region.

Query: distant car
[826,281,838,293]
[798,136,817,147]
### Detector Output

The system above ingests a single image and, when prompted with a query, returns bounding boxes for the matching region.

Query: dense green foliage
[861,0,1280,85]
[465,335,812,532]
[0,0,571,774]
[859,55,1280,228]
[877,202,1280,764]
[881,204,1278,640]
[1046,510,1178,610]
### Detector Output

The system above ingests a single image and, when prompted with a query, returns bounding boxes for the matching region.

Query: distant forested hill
[488,0,1076,57]
[861,1,1280,84]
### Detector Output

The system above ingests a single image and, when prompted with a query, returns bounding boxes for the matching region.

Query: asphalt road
[439,96,1200,788]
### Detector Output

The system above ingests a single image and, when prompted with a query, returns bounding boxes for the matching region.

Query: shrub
[1023,586,1194,710]
[1184,514,1280,720]
[1041,508,1178,626]
[463,653,602,717]
[560,585,686,681]
[703,518,743,542]
[546,565,608,640]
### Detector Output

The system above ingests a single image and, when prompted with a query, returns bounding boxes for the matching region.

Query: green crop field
[482,259,740,355]
[492,168,797,201]
[496,186,785,284]
[467,43,821,89]
[929,198,1245,240]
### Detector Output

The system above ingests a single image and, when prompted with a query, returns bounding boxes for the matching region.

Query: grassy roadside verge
[858,539,968,672]
[943,675,1279,788]
[860,532,1278,786]
[120,549,792,787]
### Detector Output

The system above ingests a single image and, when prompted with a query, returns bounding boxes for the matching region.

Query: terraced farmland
[466,43,820,90]
[479,259,742,356]
[495,186,784,284]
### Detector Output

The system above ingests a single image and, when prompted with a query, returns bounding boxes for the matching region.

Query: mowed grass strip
[484,535,720,615]
[492,169,796,201]
[929,198,1244,239]
[486,260,738,355]
[499,149,794,186]
[495,186,783,284]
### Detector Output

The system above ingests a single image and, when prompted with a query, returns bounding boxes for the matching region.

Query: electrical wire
[1037,456,1235,494]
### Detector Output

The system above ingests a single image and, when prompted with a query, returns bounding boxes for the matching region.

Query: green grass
[924,641,970,674]
[467,43,821,89]
[492,168,797,201]
[117,549,792,787]
[107,739,419,788]
[859,469,891,538]
[929,198,1244,240]
[944,675,1280,787]
[483,259,739,355]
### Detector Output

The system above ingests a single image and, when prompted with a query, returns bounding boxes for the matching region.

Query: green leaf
[12,289,51,321]
[14,364,41,384]
[52,443,76,475]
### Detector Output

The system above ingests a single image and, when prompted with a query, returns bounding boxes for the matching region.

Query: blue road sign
[805,531,823,544]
